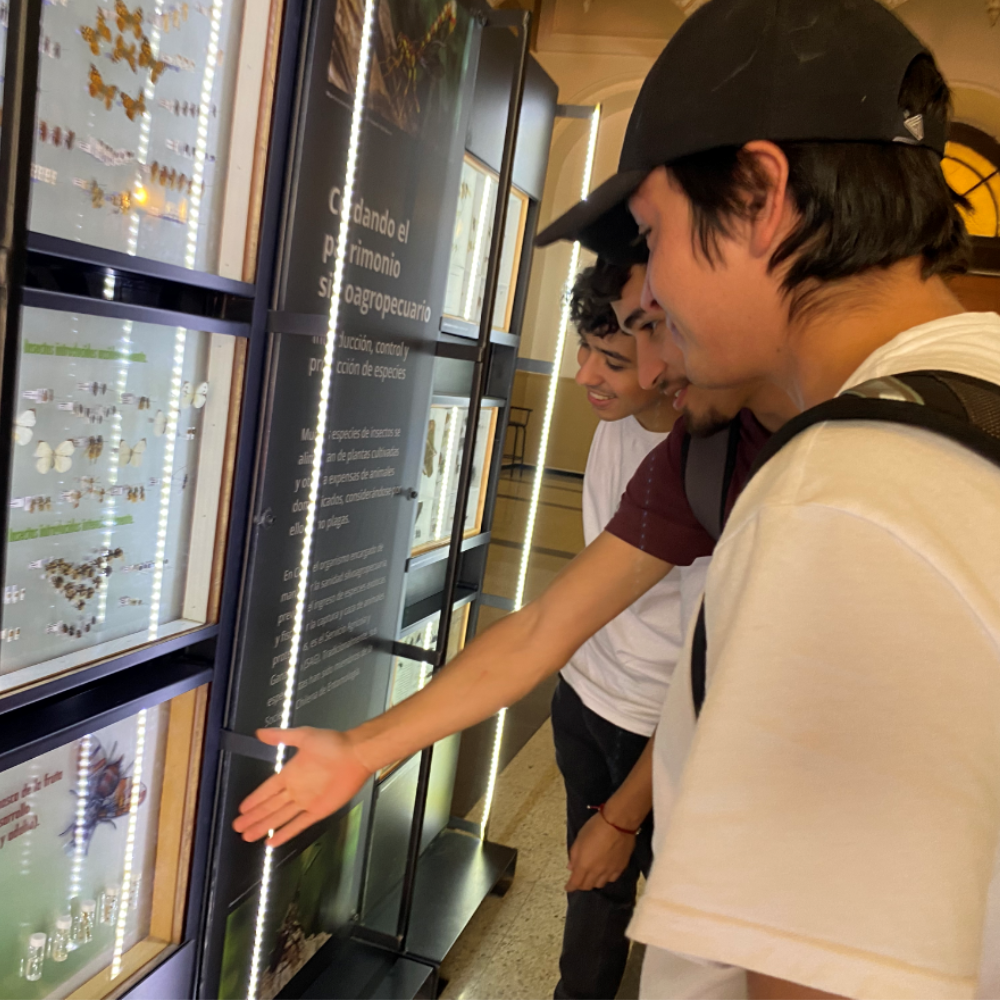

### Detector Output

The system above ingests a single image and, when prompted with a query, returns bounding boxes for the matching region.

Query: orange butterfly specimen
[112,33,137,70]
[138,36,165,82]
[88,65,118,110]
[115,0,143,38]
[121,90,146,121]
[80,24,102,54]
[96,9,113,41]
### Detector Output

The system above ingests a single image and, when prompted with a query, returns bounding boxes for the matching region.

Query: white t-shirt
[561,415,683,736]
[630,312,1000,999]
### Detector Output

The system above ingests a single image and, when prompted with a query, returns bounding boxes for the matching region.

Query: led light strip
[245,1,378,995]
[185,0,225,268]
[432,406,460,539]
[482,105,602,836]
[111,709,147,978]
[146,329,186,640]
[463,175,492,321]
[69,733,93,901]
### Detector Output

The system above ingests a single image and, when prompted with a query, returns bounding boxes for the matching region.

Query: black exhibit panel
[203,0,480,996]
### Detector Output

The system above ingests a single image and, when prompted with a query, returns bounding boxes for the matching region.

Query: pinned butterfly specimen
[14,409,36,446]
[80,23,103,54]
[181,380,208,409]
[118,438,145,467]
[62,488,83,509]
[88,65,118,110]
[125,485,145,502]
[96,9,113,41]
[86,435,104,462]
[152,410,166,436]
[137,395,150,410]
[111,33,137,71]
[121,90,146,121]
[60,738,147,854]
[35,439,74,474]
[79,381,108,395]
[138,36,165,82]
[115,0,143,38]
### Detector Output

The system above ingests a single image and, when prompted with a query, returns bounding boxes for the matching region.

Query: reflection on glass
[0,691,203,999]
[443,157,528,332]
[15,0,268,275]
[2,306,236,696]
[411,404,497,555]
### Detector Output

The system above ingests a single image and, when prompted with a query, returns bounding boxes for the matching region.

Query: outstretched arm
[234,531,672,846]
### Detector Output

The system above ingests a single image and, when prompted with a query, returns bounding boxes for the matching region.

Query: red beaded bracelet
[587,802,640,836]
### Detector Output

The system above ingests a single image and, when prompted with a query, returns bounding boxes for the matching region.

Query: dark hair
[668,54,971,314]
[570,259,633,341]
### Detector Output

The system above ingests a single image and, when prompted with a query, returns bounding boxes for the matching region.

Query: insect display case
[0,684,208,1000]
[0,0,295,987]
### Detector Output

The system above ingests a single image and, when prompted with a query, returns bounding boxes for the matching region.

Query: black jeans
[551,677,654,1000]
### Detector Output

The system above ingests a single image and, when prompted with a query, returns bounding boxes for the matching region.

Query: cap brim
[534,170,649,265]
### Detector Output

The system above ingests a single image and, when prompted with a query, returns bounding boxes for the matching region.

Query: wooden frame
[59,685,207,1000]
[410,403,499,557]
[441,154,530,333]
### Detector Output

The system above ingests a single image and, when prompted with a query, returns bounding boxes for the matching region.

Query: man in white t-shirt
[533,0,1000,997]
[551,262,678,999]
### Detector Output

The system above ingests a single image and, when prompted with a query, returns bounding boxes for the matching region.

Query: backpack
[690,369,1000,717]
[681,417,743,542]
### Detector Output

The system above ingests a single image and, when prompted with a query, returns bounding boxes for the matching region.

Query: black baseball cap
[535,0,946,264]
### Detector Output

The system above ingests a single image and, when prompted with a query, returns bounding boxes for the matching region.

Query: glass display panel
[18,0,277,277]
[1,305,238,696]
[0,686,207,999]
[442,156,528,332]
[410,404,497,556]
[380,604,469,780]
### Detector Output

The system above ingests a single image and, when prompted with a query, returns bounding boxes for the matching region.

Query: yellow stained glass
[943,140,1000,238]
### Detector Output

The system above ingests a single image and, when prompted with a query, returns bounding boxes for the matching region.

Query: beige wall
[504,370,599,474]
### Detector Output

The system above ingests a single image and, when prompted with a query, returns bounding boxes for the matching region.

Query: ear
[742,141,793,260]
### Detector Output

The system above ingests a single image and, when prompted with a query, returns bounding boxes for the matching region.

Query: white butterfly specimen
[152,410,167,436]
[181,381,209,409]
[35,439,74,474]
[118,438,146,468]
[14,409,36,446]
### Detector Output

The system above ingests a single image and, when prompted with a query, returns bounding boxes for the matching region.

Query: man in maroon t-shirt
[231,269,800,951]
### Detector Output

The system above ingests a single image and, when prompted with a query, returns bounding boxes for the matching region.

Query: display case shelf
[437,317,520,349]
[407,532,491,574]
[400,587,478,636]
[26,234,256,299]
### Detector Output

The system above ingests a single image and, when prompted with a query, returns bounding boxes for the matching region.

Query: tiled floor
[439,721,643,1000]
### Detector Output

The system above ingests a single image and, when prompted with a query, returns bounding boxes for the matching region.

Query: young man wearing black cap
[536,1,1000,998]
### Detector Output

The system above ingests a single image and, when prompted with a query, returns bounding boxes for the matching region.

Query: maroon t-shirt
[606,409,770,567]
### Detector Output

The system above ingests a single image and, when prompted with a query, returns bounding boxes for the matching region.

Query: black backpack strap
[691,370,1000,718]
[683,418,742,541]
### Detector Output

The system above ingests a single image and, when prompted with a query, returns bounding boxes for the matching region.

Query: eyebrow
[621,308,645,332]
[594,343,631,364]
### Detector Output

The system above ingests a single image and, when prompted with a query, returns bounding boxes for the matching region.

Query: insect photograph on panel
[60,737,147,854]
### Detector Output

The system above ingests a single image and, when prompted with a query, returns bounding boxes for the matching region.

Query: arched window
[943,123,1000,239]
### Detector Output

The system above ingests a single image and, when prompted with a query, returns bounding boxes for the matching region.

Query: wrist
[588,802,640,836]
[343,727,381,775]
[600,794,649,833]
